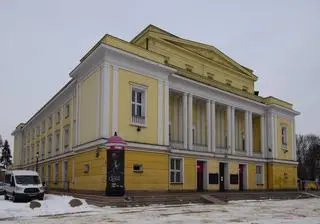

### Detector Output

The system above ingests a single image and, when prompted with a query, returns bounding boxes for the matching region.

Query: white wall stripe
[112,65,119,135]
[157,80,163,145]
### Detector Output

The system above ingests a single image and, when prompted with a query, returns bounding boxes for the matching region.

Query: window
[55,132,60,151]
[281,125,288,146]
[256,165,263,185]
[41,139,45,159]
[54,163,58,184]
[185,64,193,72]
[64,127,69,148]
[48,116,52,129]
[133,164,144,172]
[131,86,146,125]
[207,72,214,80]
[48,135,52,154]
[64,103,70,118]
[170,158,183,183]
[242,86,248,92]
[226,79,232,86]
[36,126,40,136]
[41,120,46,133]
[169,123,172,141]
[56,111,61,124]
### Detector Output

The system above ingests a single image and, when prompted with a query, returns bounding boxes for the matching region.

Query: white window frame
[131,84,147,126]
[55,132,60,151]
[256,164,264,185]
[56,111,61,124]
[169,157,184,184]
[48,115,53,129]
[64,103,70,118]
[47,135,52,154]
[64,127,69,149]
[54,163,59,184]
[281,125,288,147]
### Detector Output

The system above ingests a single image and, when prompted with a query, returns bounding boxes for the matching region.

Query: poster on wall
[106,148,125,196]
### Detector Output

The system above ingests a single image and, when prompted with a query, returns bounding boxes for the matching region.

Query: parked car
[4,170,44,202]
[0,181,4,195]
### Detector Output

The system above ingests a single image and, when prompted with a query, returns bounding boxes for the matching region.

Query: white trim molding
[157,80,164,145]
[101,61,110,138]
[164,80,169,145]
[112,65,119,135]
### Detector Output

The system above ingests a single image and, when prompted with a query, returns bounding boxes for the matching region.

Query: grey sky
[1,0,319,150]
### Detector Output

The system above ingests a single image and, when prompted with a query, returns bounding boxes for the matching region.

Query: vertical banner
[106,148,125,196]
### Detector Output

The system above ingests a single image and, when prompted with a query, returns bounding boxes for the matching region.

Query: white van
[4,170,44,202]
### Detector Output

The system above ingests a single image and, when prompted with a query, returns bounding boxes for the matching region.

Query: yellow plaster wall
[247,162,267,190]
[148,38,254,93]
[207,159,219,190]
[228,161,239,190]
[79,68,99,144]
[277,116,293,160]
[73,149,106,191]
[117,68,158,144]
[268,163,297,190]
[125,150,168,191]
[169,156,196,191]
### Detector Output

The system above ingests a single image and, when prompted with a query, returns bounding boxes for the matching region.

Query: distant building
[12,25,300,192]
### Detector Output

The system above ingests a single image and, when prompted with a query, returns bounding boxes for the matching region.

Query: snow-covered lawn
[1,194,320,223]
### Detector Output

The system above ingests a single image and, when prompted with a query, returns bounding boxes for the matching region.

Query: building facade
[12,25,300,192]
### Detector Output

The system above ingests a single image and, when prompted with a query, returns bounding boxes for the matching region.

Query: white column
[179,98,183,142]
[173,96,179,141]
[188,94,193,150]
[112,65,119,135]
[260,115,265,158]
[211,101,216,152]
[101,62,110,138]
[249,111,253,157]
[227,106,232,153]
[217,109,221,147]
[197,102,201,144]
[245,111,250,156]
[231,107,235,154]
[273,114,278,158]
[164,81,169,146]
[267,111,274,158]
[201,107,205,145]
[206,100,211,152]
[183,93,188,149]
[157,80,163,145]
[292,119,296,161]
[96,66,101,138]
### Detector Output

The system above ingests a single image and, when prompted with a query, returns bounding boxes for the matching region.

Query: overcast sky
[1,0,319,150]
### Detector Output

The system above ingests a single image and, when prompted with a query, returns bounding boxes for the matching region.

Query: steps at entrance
[49,190,315,207]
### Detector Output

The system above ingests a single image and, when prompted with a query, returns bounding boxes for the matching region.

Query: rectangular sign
[106,149,125,196]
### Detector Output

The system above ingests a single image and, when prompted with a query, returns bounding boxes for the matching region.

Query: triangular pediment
[131,25,257,80]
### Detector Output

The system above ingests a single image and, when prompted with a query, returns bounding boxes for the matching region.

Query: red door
[197,161,204,191]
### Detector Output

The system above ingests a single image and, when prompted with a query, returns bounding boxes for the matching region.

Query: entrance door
[219,163,225,192]
[197,161,204,191]
[63,161,68,191]
[239,164,244,191]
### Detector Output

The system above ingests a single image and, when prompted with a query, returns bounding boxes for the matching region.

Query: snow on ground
[1,194,320,223]
[0,194,95,220]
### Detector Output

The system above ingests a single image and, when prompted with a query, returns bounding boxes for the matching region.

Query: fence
[298,180,320,190]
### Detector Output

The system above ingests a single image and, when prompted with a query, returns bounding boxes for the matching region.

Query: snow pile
[0,194,96,219]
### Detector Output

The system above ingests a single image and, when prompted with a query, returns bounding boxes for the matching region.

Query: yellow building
[12,25,300,192]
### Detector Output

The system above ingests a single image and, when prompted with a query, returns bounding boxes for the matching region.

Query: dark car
[0,181,4,195]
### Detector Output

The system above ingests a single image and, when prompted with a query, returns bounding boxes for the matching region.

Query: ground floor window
[256,165,264,185]
[170,158,183,183]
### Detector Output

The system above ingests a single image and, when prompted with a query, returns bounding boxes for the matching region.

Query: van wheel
[12,193,17,202]
[4,192,8,200]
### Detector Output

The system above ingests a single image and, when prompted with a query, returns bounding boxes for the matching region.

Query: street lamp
[36,152,39,172]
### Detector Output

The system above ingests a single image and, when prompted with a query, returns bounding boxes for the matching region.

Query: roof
[6,170,39,176]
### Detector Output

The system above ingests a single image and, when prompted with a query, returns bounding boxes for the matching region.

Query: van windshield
[15,176,40,185]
